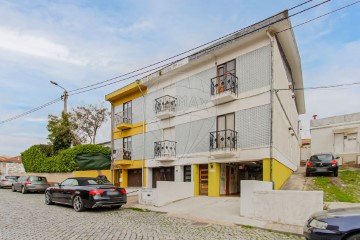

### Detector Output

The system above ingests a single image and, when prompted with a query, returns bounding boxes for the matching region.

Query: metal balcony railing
[113,148,132,160]
[154,140,176,158]
[154,95,177,114]
[209,129,238,151]
[114,111,132,125]
[210,72,238,97]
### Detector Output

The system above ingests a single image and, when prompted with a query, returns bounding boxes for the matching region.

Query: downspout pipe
[136,80,146,189]
[267,30,274,189]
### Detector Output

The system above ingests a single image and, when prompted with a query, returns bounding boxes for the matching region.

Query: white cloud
[0,27,87,65]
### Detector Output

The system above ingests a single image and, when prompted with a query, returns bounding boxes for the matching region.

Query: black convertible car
[304,207,360,240]
[45,177,127,212]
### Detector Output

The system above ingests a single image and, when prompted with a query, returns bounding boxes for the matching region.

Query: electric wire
[0,98,62,125]
[68,0,332,96]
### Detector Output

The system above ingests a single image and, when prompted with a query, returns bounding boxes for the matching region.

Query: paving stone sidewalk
[0,189,304,240]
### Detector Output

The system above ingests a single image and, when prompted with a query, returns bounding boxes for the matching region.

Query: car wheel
[21,186,27,194]
[346,233,360,240]
[45,191,54,205]
[111,205,122,209]
[11,185,16,192]
[334,171,338,177]
[73,195,85,212]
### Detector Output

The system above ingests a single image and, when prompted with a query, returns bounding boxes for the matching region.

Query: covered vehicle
[12,175,49,193]
[306,153,339,177]
[304,207,360,240]
[45,177,127,212]
[0,175,19,188]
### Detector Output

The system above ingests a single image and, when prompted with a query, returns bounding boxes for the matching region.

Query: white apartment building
[106,10,305,195]
[311,112,360,165]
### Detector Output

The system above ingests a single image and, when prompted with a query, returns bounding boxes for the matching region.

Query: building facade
[106,11,305,194]
[0,156,25,175]
[311,112,360,165]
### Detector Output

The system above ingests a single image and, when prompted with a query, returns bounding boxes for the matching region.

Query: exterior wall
[240,180,323,226]
[208,163,220,197]
[263,159,293,190]
[301,145,311,162]
[0,162,25,175]
[22,172,73,184]
[73,170,111,181]
[311,112,360,165]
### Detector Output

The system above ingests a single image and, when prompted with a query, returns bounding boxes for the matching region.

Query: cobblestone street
[0,189,304,240]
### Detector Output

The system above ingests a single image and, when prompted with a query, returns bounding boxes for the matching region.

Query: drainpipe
[110,104,115,185]
[136,80,146,189]
[267,30,274,189]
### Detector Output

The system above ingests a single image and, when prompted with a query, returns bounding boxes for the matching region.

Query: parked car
[306,153,339,177]
[304,207,360,240]
[44,177,127,212]
[12,175,50,193]
[0,175,19,188]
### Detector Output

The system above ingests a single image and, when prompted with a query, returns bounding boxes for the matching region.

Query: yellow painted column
[193,164,199,196]
[208,163,220,197]
[263,158,271,182]
[143,167,147,188]
[120,169,128,188]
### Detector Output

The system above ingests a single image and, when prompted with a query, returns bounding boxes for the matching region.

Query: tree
[47,112,81,153]
[70,104,109,144]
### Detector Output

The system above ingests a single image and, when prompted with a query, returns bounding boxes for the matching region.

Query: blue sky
[0,0,359,156]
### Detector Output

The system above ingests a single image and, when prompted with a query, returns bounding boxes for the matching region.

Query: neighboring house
[300,139,311,165]
[106,10,305,194]
[0,156,25,175]
[311,112,360,165]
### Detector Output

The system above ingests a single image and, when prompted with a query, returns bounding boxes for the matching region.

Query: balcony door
[123,101,132,124]
[123,137,132,160]
[217,113,235,149]
[217,60,235,93]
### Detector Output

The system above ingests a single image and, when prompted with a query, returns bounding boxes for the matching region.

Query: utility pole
[50,81,68,114]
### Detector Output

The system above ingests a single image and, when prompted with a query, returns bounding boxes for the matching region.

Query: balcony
[210,129,238,158]
[210,72,238,105]
[113,148,132,165]
[115,111,132,130]
[155,95,177,119]
[154,140,176,161]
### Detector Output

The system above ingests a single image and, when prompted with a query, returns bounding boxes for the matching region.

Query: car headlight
[309,219,328,229]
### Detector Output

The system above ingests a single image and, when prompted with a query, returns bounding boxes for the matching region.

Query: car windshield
[29,176,47,182]
[314,154,333,162]
[5,176,18,180]
[80,179,113,186]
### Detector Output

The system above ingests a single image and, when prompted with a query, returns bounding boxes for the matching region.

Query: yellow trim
[114,159,143,170]
[116,123,133,130]
[263,158,293,190]
[114,160,133,165]
[208,163,220,197]
[193,164,199,196]
[73,170,111,180]
[113,122,146,139]
[120,169,128,188]
[105,81,147,105]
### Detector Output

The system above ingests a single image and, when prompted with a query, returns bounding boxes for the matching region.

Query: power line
[0,98,62,125]
[276,81,360,91]
[277,0,360,34]
[68,0,332,96]
[0,0,341,124]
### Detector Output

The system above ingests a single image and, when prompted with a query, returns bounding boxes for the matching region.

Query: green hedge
[21,144,111,173]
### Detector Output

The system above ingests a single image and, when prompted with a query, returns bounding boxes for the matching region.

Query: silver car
[0,175,19,188]
[12,175,50,193]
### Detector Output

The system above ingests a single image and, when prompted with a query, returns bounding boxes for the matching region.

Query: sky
[0,0,359,156]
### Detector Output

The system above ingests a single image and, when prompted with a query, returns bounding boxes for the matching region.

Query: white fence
[240,180,323,226]
[139,181,194,207]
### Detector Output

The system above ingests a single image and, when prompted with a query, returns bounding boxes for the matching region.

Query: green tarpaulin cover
[76,153,111,170]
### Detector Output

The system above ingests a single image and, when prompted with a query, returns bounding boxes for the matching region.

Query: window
[79,178,112,186]
[123,101,132,124]
[123,137,132,160]
[184,165,191,182]
[61,179,74,186]
[217,60,236,93]
[29,176,47,182]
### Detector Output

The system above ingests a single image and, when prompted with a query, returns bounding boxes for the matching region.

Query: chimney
[312,115,317,120]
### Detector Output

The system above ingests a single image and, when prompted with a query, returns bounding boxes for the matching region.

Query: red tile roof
[0,156,22,163]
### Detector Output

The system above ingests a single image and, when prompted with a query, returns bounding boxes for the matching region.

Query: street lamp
[50,81,68,114]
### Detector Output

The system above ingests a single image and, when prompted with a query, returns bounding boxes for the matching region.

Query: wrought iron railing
[209,129,238,151]
[154,140,176,158]
[113,148,132,160]
[210,72,238,97]
[114,111,132,125]
[154,95,177,114]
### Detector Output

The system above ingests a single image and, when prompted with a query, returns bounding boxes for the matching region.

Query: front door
[199,164,208,195]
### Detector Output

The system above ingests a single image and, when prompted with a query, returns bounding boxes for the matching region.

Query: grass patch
[313,169,360,203]
[241,225,253,229]
[127,207,152,212]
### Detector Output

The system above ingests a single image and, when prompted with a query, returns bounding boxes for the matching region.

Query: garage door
[128,169,142,187]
